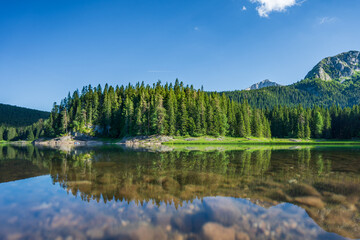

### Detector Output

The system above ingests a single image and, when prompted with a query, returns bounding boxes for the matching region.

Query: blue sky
[1,0,360,111]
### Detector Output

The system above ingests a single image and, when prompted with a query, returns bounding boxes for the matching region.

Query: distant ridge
[245,79,280,90]
[0,103,49,127]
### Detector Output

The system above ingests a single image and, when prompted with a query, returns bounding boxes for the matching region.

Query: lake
[0,145,359,240]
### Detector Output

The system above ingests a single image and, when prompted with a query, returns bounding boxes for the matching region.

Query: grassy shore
[163,136,360,145]
[0,140,31,145]
[2,136,360,147]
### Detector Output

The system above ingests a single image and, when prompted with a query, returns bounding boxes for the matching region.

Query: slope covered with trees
[31,80,359,140]
[0,120,45,142]
[44,80,271,139]
[266,104,360,139]
[223,76,360,108]
[0,103,49,127]
[1,81,360,141]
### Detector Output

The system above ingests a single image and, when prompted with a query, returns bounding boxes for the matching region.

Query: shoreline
[2,136,360,149]
[163,136,360,145]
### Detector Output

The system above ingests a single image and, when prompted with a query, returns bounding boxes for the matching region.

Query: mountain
[245,79,280,90]
[0,103,49,127]
[305,50,360,81]
[223,50,360,108]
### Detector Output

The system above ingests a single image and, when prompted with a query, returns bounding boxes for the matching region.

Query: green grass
[163,136,360,145]
[2,136,360,148]
[0,140,32,145]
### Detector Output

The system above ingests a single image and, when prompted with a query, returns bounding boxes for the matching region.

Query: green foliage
[0,103,49,127]
[43,81,360,140]
[48,81,271,138]
[26,129,35,141]
[4,79,360,141]
[223,77,360,108]
[0,126,4,141]
[5,127,16,141]
[265,104,360,139]
[314,111,324,138]
[0,119,46,142]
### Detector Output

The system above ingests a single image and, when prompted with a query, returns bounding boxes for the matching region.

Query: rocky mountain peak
[245,79,280,90]
[305,50,360,81]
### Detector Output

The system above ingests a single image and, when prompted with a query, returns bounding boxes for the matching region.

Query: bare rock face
[245,79,280,90]
[305,50,360,81]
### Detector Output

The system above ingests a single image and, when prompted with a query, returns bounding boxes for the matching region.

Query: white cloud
[250,0,301,17]
[242,6,247,11]
[318,17,337,25]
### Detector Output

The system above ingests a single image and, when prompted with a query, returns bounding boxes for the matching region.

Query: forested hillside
[0,103,49,127]
[39,80,360,140]
[224,76,360,108]
[45,80,272,138]
[1,80,360,141]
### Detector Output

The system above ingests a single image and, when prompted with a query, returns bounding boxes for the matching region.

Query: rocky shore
[32,135,174,151]
[33,136,104,151]
[119,135,174,146]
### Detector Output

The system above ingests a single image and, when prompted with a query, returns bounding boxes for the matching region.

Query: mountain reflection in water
[0,145,359,240]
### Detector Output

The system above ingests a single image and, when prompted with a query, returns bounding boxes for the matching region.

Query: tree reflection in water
[0,145,359,239]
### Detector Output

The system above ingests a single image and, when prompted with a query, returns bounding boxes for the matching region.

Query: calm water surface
[0,145,359,240]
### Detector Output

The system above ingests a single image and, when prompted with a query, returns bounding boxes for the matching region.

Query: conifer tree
[252,110,263,137]
[237,112,246,137]
[305,119,311,139]
[297,112,305,138]
[60,108,69,134]
[102,86,112,133]
[179,92,188,135]
[324,109,332,138]
[5,128,16,141]
[242,104,252,137]
[165,90,176,135]
[123,95,134,136]
[314,111,324,138]
[0,126,4,141]
[26,129,34,141]
[154,93,167,135]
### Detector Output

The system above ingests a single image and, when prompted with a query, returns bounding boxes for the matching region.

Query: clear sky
[1,0,360,111]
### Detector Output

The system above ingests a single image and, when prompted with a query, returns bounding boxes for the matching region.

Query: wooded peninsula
[1,80,359,142]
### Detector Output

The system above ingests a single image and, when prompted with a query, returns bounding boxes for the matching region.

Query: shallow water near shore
[0,145,359,240]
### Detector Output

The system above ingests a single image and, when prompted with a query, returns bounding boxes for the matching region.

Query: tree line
[0,103,49,127]
[45,80,271,138]
[1,80,360,141]
[266,105,360,139]
[0,120,45,142]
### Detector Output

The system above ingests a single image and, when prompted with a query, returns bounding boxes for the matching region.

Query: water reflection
[0,145,359,239]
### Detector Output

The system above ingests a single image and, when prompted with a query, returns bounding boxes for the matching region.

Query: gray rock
[305,50,360,81]
[245,79,280,90]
